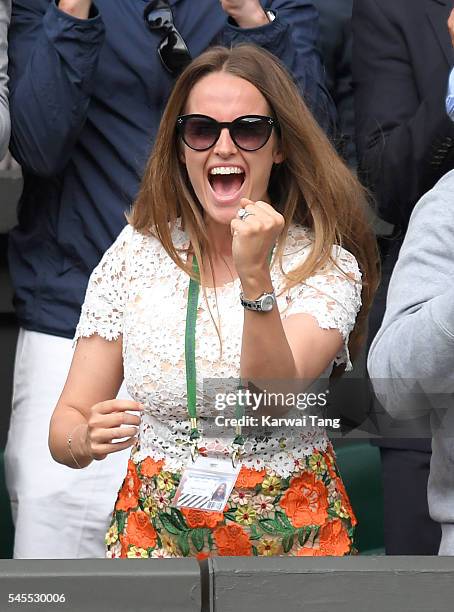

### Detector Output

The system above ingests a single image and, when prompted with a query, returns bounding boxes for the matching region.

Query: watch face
[261,295,275,312]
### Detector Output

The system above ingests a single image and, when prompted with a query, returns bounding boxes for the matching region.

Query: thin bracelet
[67,424,86,469]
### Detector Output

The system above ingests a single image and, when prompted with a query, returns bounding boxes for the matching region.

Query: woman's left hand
[231,198,284,294]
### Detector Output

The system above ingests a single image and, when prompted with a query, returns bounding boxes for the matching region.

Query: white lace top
[75,223,362,477]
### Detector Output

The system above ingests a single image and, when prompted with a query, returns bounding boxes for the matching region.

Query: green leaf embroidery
[159,512,181,535]
[116,511,126,534]
[282,533,294,553]
[249,525,262,541]
[275,511,292,530]
[298,527,311,546]
[259,518,279,534]
[191,529,205,552]
[170,507,188,530]
[223,512,238,522]
[252,545,259,557]
[178,532,190,557]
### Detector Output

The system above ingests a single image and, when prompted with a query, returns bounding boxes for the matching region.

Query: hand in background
[220,0,269,28]
[58,0,92,19]
[448,8,454,47]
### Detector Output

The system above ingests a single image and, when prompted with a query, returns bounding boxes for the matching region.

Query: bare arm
[49,334,142,469]
[232,200,345,389]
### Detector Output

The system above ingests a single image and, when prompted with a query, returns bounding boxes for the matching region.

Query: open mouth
[208,166,246,198]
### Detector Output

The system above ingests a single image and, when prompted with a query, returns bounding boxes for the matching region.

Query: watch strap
[240,291,276,311]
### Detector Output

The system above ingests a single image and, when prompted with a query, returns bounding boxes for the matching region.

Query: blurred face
[178,72,283,227]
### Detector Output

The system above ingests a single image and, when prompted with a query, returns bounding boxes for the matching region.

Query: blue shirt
[446,67,454,120]
[8,0,335,338]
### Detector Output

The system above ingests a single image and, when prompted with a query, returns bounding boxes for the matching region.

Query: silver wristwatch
[240,291,276,312]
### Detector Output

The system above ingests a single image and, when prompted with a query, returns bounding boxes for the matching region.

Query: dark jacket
[353,0,454,229]
[313,0,355,167]
[7,0,335,339]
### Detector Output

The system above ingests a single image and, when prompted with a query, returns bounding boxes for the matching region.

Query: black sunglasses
[144,0,192,77]
[176,114,279,152]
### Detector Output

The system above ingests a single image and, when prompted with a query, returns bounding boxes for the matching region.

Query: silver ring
[237,208,255,221]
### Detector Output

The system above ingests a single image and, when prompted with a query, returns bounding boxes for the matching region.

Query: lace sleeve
[74,225,134,343]
[284,245,362,370]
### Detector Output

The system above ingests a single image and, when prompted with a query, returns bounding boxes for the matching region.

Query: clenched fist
[220,0,269,28]
[230,198,284,296]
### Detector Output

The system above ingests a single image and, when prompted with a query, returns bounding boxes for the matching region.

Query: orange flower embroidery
[318,519,351,556]
[335,477,357,526]
[140,456,165,478]
[119,534,130,557]
[279,472,328,527]
[125,510,158,549]
[115,459,140,511]
[235,466,266,489]
[214,524,252,556]
[181,508,224,529]
[296,547,319,556]
[321,451,337,480]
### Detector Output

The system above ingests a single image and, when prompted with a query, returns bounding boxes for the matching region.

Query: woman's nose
[213,127,238,156]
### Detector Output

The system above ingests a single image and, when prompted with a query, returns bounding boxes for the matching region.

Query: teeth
[209,167,244,175]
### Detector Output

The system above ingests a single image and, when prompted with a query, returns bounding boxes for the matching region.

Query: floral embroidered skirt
[105,443,357,558]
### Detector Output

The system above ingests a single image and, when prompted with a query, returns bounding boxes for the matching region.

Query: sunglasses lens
[146,8,173,29]
[159,31,192,75]
[231,117,272,151]
[144,2,192,76]
[183,117,218,150]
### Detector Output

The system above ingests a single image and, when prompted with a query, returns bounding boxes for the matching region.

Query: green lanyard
[185,255,201,441]
[185,249,274,454]
[185,256,245,457]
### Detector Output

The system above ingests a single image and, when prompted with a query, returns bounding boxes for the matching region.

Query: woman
[49,45,378,558]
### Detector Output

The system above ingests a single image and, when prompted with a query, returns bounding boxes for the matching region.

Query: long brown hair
[129,44,379,367]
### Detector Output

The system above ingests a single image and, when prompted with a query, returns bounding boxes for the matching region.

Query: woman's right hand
[84,400,143,461]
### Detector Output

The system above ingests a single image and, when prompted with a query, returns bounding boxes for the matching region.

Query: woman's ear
[273,149,284,164]
[272,141,284,165]
[179,145,187,165]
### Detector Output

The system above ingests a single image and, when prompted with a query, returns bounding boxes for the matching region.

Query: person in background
[352,0,454,554]
[368,170,454,556]
[5,0,335,559]
[0,0,10,159]
[312,0,355,168]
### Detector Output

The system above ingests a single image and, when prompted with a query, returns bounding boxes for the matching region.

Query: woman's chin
[203,200,243,227]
